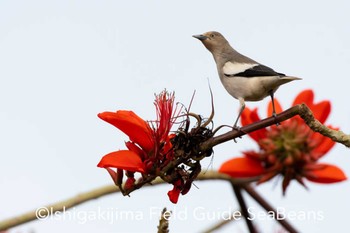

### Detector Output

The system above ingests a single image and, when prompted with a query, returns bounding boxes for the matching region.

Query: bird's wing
[223,61,285,77]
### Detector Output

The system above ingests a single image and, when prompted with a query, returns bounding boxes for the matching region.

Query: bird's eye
[210,34,215,38]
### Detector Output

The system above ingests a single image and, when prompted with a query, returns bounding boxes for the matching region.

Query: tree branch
[0,185,120,231]
[231,184,257,233]
[2,104,347,231]
[242,184,299,233]
[297,104,350,147]
[200,104,350,150]
[0,172,262,231]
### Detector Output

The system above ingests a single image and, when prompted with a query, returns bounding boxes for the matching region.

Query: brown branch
[0,172,298,232]
[0,171,251,231]
[0,185,121,231]
[200,104,350,150]
[242,184,299,233]
[231,183,257,233]
[297,104,350,147]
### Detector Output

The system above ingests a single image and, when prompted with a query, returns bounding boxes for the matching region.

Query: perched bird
[193,31,301,127]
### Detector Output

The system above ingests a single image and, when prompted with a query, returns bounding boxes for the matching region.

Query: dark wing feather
[227,64,285,78]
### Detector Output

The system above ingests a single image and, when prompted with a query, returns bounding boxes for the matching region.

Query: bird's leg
[269,91,280,126]
[231,98,247,143]
[233,98,245,129]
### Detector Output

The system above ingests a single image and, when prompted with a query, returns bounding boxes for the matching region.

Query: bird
[193,31,301,128]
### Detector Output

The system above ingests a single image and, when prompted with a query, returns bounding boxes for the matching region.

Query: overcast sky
[1,1,350,232]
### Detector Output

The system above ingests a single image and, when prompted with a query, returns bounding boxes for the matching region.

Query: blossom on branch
[97,90,212,203]
[219,89,347,194]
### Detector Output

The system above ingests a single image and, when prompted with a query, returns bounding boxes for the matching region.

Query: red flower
[167,179,183,204]
[97,91,185,203]
[219,89,346,194]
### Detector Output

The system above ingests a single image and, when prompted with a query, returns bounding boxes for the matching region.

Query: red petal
[125,141,146,160]
[312,101,331,124]
[167,189,181,204]
[241,108,261,125]
[124,177,136,190]
[241,108,267,142]
[292,90,314,124]
[305,164,347,183]
[292,90,332,124]
[97,150,145,173]
[243,151,262,160]
[292,89,314,106]
[241,108,254,127]
[219,157,265,177]
[311,135,336,159]
[310,125,337,158]
[258,170,279,184]
[98,111,154,152]
[104,167,124,187]
[267,98,283,117]
[105,167,119,186]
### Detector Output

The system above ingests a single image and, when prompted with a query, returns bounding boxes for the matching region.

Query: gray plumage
[193,31,301,127]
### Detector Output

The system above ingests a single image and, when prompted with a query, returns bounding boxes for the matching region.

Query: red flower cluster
[97,91,184,203]
[219,89,346,193]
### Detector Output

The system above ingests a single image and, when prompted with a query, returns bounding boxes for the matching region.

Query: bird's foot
[232,124,240,131]
[232,124,248,133]
[272,113,280,126]
[231,125,248,143]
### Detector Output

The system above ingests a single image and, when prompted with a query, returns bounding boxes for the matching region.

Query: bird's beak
[192,34,208,41]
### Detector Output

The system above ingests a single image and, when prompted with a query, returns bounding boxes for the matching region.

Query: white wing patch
[223,62,258,76]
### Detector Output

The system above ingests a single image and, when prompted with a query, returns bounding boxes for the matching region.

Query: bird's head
[193,31,229,54]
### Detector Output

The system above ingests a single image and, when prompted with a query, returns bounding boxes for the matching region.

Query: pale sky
[1,0,350,232]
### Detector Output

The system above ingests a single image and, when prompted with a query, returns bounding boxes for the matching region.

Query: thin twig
[231,183,257,233]
[242,184,299,233]
[201,213,239,233]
